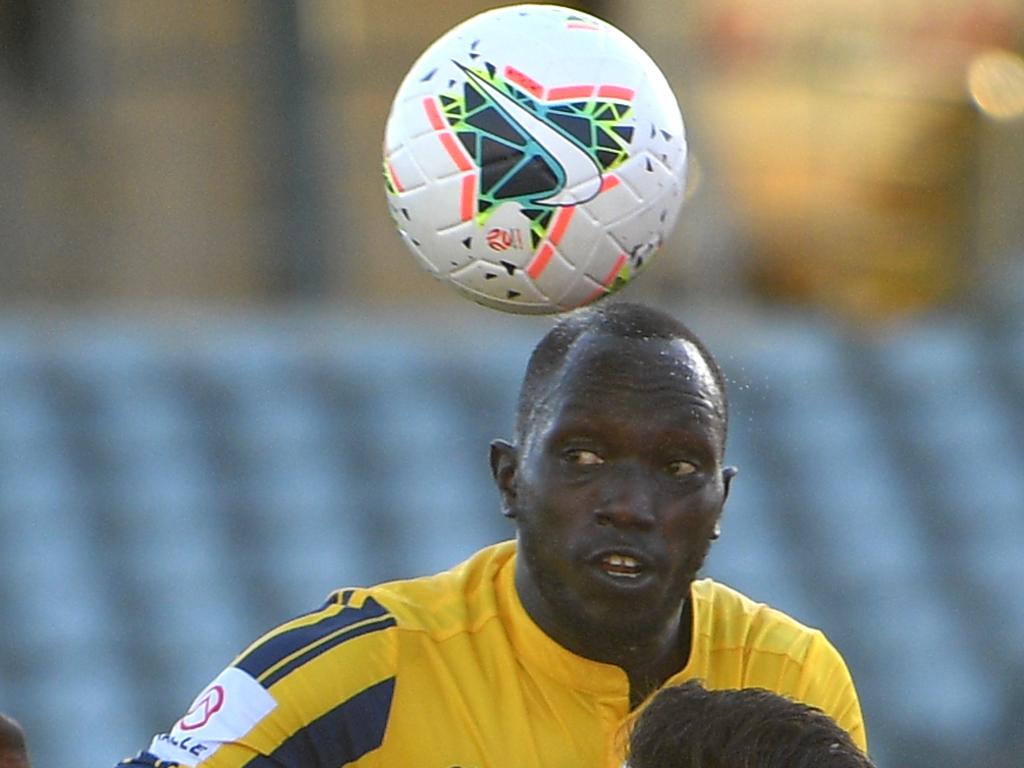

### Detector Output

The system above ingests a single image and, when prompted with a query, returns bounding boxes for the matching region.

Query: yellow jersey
[121,541,865,768]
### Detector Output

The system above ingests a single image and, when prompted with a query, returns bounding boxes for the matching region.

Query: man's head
[513,302,729,449]
[0,714,30,768]
[491,302,736,661]
[628,681,875,768]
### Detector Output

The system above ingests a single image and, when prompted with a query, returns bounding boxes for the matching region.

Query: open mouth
[599,553,644,579]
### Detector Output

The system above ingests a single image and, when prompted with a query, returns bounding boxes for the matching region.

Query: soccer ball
[383,4,687,314]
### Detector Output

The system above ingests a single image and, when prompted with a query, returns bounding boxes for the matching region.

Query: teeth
[607,555,639,568]
[602,554,641,577]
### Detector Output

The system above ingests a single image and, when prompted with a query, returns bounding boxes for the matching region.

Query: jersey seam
[388,608,505,643]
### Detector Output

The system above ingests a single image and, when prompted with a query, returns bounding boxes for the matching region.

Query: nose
[593,463,657,529]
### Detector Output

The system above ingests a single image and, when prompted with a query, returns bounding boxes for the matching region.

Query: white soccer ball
[383,3,687,314]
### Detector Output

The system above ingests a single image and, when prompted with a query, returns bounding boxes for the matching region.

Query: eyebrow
[545,409,722,451]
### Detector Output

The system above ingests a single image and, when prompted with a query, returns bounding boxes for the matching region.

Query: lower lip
[591,563,656,590]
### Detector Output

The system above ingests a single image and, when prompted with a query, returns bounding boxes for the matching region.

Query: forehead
[540,332,725,434]
[560,332,718,394]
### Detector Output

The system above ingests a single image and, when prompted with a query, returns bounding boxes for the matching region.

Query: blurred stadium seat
[1,306,1022,768]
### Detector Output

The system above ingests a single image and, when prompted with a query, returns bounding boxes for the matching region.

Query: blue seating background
[1,300,1022,768]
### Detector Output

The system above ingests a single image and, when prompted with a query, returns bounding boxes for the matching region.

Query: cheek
[664,504,718,561]
[523,460,594,506]
[515,473,578,529]
[664,492,721,534]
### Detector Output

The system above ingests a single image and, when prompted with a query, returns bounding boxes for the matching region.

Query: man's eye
[668,460,698,477]
[565,449,604,466]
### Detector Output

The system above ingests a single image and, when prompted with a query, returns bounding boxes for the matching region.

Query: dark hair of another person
[515,302,729,447]
[628,681,875,768]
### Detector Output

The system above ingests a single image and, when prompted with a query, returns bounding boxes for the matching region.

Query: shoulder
[231,588,399,688]
[358,540,516,641]
[231,541,516,679]
[690,578,826,660]
[138,543,518,768]
[139,594,400,768]
[689,578,866,751]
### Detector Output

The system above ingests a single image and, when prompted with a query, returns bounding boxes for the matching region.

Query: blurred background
[0,1,1021,766]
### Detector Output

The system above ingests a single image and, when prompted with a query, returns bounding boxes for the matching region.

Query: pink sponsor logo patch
[179,684,225,731]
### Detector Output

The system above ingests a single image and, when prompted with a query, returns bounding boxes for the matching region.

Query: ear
[722,465,738,502]
[490,439,519,519]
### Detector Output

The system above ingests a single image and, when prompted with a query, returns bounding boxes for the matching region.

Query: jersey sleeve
[115,590,399,768]
[793,630,868,754]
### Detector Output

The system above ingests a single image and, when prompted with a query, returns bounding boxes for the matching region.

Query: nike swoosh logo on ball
[456,62,603,206]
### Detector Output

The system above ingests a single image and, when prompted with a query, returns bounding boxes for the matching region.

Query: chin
[579,585,689,636]
[562,602,678,661]
[593,611,662,642]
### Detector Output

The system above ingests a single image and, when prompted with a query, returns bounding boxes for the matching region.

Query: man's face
[495,332,730,648]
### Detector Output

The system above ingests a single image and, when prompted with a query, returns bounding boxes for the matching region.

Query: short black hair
[515,302,728,446]
[628,681,875,768]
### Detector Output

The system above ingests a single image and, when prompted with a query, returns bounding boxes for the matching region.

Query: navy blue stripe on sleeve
[235,597,390,680]
[117,753,184,768]
[241,677,396,768]
[261,615,397,688]
[115,751,168,768]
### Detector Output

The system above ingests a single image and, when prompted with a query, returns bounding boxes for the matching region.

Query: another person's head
[491,302,736,655]
[628,681,875,768]
[0,714,30,768]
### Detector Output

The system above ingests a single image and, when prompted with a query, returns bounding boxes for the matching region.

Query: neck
[624,597,693,708]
